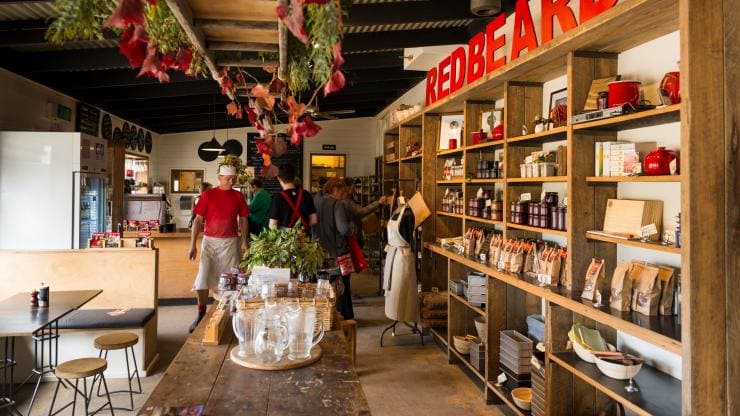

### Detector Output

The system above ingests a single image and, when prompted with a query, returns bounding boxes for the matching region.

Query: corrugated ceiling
[0,2,57,21]
[345,19,474,33]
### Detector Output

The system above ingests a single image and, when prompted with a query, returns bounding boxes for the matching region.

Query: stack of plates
[531,356,546,416]
[499,330,533,387]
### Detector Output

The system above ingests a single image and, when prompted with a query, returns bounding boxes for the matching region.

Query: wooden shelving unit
[378,0,732,413]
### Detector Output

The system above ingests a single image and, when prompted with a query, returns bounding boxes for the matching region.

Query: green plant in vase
[240,222,325,279]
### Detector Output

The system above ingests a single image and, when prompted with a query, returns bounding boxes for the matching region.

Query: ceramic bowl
[453,335,470,355]
[594,355,643,380]
[573,340,616,363]
[474,317,486,342]
[511,387,532,411]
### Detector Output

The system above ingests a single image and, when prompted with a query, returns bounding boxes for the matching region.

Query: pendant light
[203,94,224,152]
[218,113,230,158]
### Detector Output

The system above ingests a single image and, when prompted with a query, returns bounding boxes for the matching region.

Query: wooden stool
[92,333,141,411]
[48,358,114,416]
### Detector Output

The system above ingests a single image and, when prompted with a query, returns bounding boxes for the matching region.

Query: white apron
[383,205,419,322]
[193,236,240,293]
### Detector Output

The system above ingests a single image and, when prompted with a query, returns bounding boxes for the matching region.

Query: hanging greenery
[46,0,117,43]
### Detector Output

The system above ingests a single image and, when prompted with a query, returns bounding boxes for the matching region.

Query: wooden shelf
[586,175,681,183]
[449,346,485,383]
[506,223,568,238]
[586,232,682,254]
[436,211,464,219]
[390,111,423,130]
[385,159,400,166]
[398,178,417,182]
[437,148,465,156]
[400,154,423,162]
[436,179,464,184]
[430,327,448,347]
[550,352,681,416]
[467,178,504,184]
[507,126,568,144]
[507,176,568,183]
[425,244,682,355]
[450,292,486,317]
[486,382,530,416]
[466,140,504,151]
[465,216,505,227]
[573,105,681,132]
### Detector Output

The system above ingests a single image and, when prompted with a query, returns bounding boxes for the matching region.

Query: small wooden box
[603,199,663,241]
[203,307,230,346]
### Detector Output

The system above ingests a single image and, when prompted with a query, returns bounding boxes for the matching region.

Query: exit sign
[322,144,336,150]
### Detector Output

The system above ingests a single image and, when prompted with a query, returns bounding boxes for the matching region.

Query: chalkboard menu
[77,103,100,137]
[247,133,303,195]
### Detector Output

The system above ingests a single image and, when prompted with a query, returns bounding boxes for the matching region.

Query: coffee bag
[581,258,605,301]
[609,261,633,311]
[658,266,676,315]
[632,263,661,315]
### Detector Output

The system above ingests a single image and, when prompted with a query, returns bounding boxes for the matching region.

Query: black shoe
[188,312,205,333]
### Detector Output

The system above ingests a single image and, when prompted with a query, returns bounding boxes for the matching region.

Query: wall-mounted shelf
[507,176,568,183]
[436,179,464,185]
[506,126,568,144]
[572,105,681,132]
[586,175,681,183]
[586,232,682,254]
[436,211,464,219]
[466,140,505,151]
[449,346,485,383]
[506,223,568,238]
[486,382,530,416]
[450,291,486,317]
[400,154,423,162]
[467,178,504,184]
[465,216,505,227]
[437,148,465,156]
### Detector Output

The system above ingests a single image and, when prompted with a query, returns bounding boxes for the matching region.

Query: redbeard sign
[425,0,619,106]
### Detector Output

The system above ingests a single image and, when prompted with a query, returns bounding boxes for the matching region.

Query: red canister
[491,123,504,141]
[448,138,457,149]
[472,129,486,145]
[608,80,641,108]
[660,71,680,104]
[644,147,680,175]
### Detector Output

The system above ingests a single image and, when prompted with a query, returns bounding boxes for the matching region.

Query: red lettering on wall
[425,67,437,106]
[580,0,618,23]
[450,47,467,93]
[467,32,485,85]
[437,56,452,100]
[511,0,539,60]
[485,14,507,74]
[541,0,577,44]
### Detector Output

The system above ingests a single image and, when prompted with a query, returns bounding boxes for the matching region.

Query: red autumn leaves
[108,0,194,82]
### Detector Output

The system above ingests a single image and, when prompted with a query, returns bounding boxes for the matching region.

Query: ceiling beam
[193,19,278,31]
[208,41,278,53]
[345,0,474,27]
[343,27,469,52]
[215,58,278,68]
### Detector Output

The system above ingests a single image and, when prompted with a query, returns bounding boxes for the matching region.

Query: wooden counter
[124,230,201,299]
[139,308,370,415]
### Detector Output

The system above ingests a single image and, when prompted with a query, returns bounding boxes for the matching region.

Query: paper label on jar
[520,193,532,202]
[669,158,677,175]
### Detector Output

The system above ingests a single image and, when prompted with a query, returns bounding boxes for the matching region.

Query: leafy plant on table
[240,222,325,277]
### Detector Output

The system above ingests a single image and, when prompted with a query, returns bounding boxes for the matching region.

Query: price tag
[641,223,659,237]
[496,372,507,386]
[669,159,677,175]
[520,193,532,202]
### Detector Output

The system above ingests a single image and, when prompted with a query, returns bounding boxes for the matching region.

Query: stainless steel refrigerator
[0,131,109,249]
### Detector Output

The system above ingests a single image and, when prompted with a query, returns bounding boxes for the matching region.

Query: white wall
[0,68,77,132]
[153,117,379,228]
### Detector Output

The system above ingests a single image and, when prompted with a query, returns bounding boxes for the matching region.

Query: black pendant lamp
[203,95,224,152]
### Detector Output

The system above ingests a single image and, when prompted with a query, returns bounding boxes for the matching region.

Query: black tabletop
[0,290,102,337]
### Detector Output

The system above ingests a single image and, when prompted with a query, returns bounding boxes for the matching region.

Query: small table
[0,290,102,416]
[139,308,371,415]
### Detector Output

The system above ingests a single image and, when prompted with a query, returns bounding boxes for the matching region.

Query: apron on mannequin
[383,205,419,322]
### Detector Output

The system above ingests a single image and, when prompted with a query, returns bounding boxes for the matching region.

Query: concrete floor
[12,273,504,415]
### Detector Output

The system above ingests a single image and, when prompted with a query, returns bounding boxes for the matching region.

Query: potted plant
[240,222,325,279]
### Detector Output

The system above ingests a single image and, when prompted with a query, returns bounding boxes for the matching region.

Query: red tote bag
[347,235,368,273]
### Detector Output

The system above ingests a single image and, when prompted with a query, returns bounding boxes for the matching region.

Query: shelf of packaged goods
[465,216,505,227]
[436,179,465,185]
[436,211,464,219]
[585,232,681,254]
[467,178,504,184]
[506,126,568,144]
[385,159,400,166]
[549,352,681,416]
[506,223,568,238]
[390,112,423,130]
[449,291,486,318]
[466,140,504,151]
[572,104,681,132]
[437,148,465,156]
[507,176,568,183]
[430,327,448,348]
[449,346,485,383]
[486,382,530,416]
[400,154,423,162]
[425,244,682,355]
[585,175,681,183]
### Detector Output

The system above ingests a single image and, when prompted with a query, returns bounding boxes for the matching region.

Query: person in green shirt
[248,178,270,237]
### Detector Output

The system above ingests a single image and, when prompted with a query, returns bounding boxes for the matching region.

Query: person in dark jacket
[342,178,386,248]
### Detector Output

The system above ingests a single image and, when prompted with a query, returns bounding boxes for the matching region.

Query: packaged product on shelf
[658,266,677,315]
[581,258,605,301]
[508,241,525,273]
[498,239,515,271]
[475,230,490,257]
[523,242,538,274]
[609,261,633,311]
[631,262,662,316]
[545,248,563,286]
[489,234,503,266]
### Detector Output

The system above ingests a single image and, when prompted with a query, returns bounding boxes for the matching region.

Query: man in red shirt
[187,164,249,332]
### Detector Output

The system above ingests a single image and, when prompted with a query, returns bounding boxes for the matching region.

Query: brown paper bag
[509,241,525,273]
[497,240,513,270]
[609,261,633,311]
[546,249,562,286]
[632,263,662,315]
[489,234,502,266]
[658,266,676,315]
[523,242,537,275]
[581,258,605,301]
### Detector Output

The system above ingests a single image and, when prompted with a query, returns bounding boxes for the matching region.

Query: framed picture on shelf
[481,109,503,132]
[439,115,464,150]
[549,88,568,128]
[170,169,204,193]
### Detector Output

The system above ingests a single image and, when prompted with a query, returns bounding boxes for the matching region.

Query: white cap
[218,165,237,176]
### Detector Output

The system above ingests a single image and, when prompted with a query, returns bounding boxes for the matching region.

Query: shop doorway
[310,153,347,193]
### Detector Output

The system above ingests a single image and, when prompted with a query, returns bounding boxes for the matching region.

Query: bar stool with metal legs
[48,357,114,416]
[92,333,141,411]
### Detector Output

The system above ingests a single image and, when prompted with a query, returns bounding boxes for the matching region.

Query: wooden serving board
[229,345,322,371]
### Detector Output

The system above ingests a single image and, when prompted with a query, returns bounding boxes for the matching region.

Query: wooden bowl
[453,335,471,355]
[474,317,486,342]
[511,387,532,410]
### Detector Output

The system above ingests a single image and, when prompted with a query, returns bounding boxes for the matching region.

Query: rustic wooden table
[139,308,371,415]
